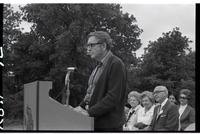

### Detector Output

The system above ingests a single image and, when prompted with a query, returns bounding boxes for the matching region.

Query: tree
[11,4,142,104]
[3,4,24,119]
[137,28,195,106]
[3,4,22,96]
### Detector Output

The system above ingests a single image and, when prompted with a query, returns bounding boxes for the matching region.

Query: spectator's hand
[142,126,150,131]
[143,126,151,131]
[123,125,129,131]
[134,122,148,129]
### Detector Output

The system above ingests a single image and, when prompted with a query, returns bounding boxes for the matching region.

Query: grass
[3,118,24,130]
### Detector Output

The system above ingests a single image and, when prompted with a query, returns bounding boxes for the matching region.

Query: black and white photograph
[1,2,197,132]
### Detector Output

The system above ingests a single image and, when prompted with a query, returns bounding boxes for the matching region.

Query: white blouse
[124,105,142,130]
[179,104,188,118]
[136,105,155,126]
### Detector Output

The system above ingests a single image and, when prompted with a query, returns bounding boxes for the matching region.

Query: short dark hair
[180,89,192,100]
[88,31,113,50]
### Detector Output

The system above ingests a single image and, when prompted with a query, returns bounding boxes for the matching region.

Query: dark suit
[80,54,127,131]
[150,100,179,131]
[179,105,195,131]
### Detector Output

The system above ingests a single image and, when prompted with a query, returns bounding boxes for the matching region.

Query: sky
[12,4,195,57]
[121,4,195,57]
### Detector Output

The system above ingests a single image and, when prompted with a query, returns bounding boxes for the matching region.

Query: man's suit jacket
[150,100,179,131]
[179,105,195,131]
[80,54,127,130]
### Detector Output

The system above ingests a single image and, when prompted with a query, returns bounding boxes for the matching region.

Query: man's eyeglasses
[85,43,102,48]
[153,90,165,94]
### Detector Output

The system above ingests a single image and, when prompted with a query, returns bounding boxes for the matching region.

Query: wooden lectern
[23,81,94,130]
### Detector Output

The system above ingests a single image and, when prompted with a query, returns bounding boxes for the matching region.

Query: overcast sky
[121,4,195,57]
[12,4,195,57]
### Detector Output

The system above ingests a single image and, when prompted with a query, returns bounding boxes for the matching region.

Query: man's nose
[87,48,90,51]
[87,48,91,54]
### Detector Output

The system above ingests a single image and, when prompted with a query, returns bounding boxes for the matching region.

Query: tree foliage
[7,4,142,104]
[3,4,23,119]
[133,28,195,106]
[3,4,22,96]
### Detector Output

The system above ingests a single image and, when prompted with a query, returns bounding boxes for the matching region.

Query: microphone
[65,67,77,85]
[67,67,77,72]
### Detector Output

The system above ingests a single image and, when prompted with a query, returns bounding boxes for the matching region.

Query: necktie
[156,104,161,119]
[91,62,102,84]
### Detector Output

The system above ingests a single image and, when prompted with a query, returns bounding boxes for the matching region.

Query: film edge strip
[0,3,4,130]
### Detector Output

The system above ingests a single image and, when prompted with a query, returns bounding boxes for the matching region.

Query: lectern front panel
[24,81,94,130]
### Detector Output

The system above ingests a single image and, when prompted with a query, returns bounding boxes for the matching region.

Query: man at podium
[74,31,127,131]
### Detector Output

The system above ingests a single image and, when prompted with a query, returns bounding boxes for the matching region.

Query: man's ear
[102,43,107,50]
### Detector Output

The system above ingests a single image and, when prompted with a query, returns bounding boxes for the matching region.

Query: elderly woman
[178,89,195,131]
[123,91,142,131]
[134,91,155,130]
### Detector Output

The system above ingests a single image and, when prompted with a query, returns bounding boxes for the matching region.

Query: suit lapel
[156,100,170,120]
[154,105,161,121]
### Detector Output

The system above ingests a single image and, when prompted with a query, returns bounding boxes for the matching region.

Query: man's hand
[74,106,89,116]
[74,106,83,112]
[80,109,89,116]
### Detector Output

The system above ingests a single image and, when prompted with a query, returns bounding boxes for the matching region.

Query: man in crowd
[74,31,127,131]
[148,85,179,131]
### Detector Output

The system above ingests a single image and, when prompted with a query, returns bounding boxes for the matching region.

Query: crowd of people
[123,86,195,131]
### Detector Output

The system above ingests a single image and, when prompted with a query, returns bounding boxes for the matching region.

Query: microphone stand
[65,71,71,106]
[62,67,76,106]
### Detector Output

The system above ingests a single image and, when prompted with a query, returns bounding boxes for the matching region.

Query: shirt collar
[101,50,113,66]
[133,104,142,111]
[160,98,168,108]
[180,104,188,109]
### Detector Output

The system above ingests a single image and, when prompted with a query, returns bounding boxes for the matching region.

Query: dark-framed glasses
[153,90,165,94]
[85,42,102,48]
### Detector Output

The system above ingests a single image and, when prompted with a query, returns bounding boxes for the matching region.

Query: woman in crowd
[168,91,178,105]
[178,89,195,131]
[134,91,155,130]
[123,91,142,130]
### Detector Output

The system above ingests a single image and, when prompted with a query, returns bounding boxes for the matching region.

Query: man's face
[153,87,167,103]
[86,36,105,60]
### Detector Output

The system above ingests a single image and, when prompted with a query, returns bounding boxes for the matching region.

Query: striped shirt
[84,51,113,107]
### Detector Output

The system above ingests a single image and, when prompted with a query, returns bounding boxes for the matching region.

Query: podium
[23,81,94,130]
